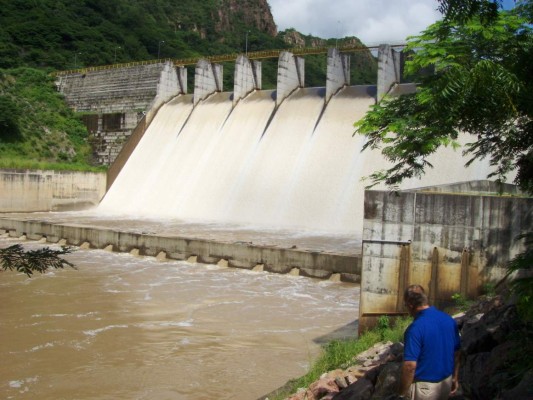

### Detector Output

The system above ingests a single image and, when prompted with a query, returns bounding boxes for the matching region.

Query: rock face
[282,296,532,400]
[214,0,277,36]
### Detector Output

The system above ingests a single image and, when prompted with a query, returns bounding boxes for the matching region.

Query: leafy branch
[0,244,76,277]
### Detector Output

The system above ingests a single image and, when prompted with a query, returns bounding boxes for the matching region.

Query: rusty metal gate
[359,239,479,333]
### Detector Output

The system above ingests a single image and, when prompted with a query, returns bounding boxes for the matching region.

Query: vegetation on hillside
[0,67,100,170]
[0,0,377,168]
[0,0,278,69]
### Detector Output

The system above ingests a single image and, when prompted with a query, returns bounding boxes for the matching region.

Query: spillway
[98,84,491,241]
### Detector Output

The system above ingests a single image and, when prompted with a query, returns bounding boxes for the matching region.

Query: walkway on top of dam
[52,42,406,76]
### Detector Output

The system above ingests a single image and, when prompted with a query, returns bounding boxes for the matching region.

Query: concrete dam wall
[99,47,494,238]
[57,62,181,164]
[6,46,521,284]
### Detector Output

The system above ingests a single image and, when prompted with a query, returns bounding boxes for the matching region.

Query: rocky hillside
[214,0,277,37]
[275,296,532,400]
[0,0,376,85]
[0,0,284,70]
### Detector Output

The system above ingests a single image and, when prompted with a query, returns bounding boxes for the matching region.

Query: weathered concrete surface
[326,48,350,103]
[57,61,180,165]
[233,55,261,105]
[359,181,532,331]
[0,170,106,212]
[0,218,362,282]
[277,51,305,106]
[194,59,223,105]
[377,44,401,100]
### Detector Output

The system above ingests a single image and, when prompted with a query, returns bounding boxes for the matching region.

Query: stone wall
[56,61,180,165]
[0,169,106,212]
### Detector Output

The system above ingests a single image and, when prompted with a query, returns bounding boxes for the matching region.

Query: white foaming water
[98,85,494,236]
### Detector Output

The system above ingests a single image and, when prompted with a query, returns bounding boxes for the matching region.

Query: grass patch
[268,316,411,400]
[0,157,106,172]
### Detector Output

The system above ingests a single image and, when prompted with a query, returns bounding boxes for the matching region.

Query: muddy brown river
[0,237,359,400]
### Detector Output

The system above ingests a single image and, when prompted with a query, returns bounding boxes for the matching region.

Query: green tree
[355,0,533,194]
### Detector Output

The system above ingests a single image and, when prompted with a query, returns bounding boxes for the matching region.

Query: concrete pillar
[194,59,223,106]
[326,48,350,103]
[276,51,304,106]
[176,66,187,94]
[233,55,262,105]
[377,44,401,101]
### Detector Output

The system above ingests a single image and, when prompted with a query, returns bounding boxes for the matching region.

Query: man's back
[404,306,460,382]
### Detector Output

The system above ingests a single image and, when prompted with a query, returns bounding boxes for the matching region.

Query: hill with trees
[0,0,377,169]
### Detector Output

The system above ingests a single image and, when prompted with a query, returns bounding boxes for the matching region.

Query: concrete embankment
[0,169,106,212]
[0,217,362,282]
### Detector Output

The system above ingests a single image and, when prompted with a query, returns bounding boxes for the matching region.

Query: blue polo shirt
[404,306,461,382]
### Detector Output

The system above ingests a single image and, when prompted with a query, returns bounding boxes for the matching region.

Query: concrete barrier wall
[0,218,362,282]
[0,170,106,212]
[359,182,533,331]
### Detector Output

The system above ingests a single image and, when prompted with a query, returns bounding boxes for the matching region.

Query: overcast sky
[268,0,517,45]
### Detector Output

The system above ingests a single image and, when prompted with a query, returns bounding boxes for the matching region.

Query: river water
[0,236,359,400]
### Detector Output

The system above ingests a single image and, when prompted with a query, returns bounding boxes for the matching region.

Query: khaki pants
[409,375,453,400]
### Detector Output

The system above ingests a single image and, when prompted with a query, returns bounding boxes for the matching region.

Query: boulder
[332,377,374,400]
[371,362,401,399]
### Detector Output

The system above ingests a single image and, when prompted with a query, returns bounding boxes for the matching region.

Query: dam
[2,45,532,400]
[1,45,511,283]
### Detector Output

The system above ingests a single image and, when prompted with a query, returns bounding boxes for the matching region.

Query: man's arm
[451,350,461,394]
[398,360,416,397]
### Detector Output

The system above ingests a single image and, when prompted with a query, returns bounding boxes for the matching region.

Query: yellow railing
[52,43,406,76]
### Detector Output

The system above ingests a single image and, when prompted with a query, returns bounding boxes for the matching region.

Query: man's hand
[451,377,460,395]
[398,360,416,397]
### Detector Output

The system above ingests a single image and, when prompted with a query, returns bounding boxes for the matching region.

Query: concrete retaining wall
[0,170,106,212]
[359,181,532,331]
[0,218,361,282]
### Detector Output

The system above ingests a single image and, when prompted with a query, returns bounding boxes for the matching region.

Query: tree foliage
[505,232,533,322]
[0,68,95,169]
[355,0,533,194]
[0,244,75,277]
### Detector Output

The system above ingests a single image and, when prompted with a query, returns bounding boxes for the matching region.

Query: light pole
[114,46,121,63]
[158,40,165,59]
[74,52,82,68]
[336,20,341,48]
